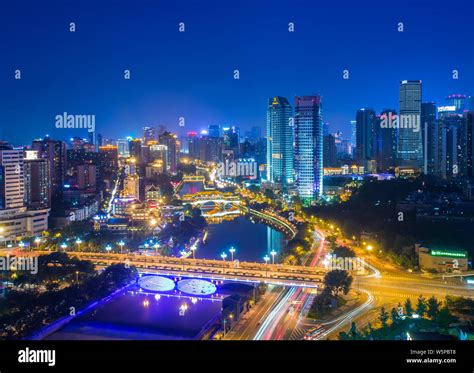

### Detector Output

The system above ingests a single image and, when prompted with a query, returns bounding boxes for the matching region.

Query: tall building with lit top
[294,95,323,204]
[0,143,25,209]
[397,80,423,169]
[266,96,293,191]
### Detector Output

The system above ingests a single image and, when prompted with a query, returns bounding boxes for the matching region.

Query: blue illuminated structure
[294,95,323,205]
[139,275,176,292]
[177,279,217,296]
[266,96,294,191]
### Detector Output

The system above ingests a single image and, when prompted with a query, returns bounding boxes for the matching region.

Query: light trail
[106,168,122,215]
[253,287,297,340]
[315,289,375,340]
[254,227,326,340]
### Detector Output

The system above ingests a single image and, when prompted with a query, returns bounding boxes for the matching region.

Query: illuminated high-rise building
[32,137,67,196]
[24,150,51,208]
[158,132,179,173]
[294,95,323,204]
[142,126,157,144]
[0,144,25,210]
[116,138,130,158]
[266,96,293,191]
[350,120,357,156]
[397,80,423,169]
[355,108,376,172]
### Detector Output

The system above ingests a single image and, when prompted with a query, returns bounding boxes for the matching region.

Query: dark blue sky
[1,0,473,145]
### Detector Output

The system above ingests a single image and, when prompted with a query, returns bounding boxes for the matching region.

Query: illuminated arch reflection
[139,275,176,292]
[177,279,217,296]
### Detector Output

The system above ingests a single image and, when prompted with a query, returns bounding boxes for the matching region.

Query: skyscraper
[24,150,51,208]
[142,126,157,144]
[445,94,468,114]
[0,144,49,246]
[355,108,376,172]
[0,143,25,210]
[323,134,337,167]
[208,124,221,138]
[421,102,437,174]
[465,112,474,178]
[294,95,323,204]
[375,109,397,172]
[266,96,293,191]
[158,132,179,173]
[350,120,357,156]
[32,138,67,196]
[397,80,423,169]
[116,138,130,158]
[128,139,143,164]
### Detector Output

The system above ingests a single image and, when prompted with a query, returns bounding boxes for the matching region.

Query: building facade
[294,95,323,204]
[266,96,294,191]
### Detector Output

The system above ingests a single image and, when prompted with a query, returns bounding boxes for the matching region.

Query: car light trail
[253,287,297,340]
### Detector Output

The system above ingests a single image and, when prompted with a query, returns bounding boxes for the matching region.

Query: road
[250,222,474,340]
[253,226,327,340]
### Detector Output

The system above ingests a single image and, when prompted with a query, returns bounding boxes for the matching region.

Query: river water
[45,216,285,340]
[198,215,285,263]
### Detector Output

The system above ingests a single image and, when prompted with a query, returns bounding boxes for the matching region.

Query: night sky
[1,0,473,144]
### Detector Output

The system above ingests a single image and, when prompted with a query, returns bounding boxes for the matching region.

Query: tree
[323,270,353,297]
[404,298,413,317]
[390,307,400,324]
[416,295,427,317]
[427,296,441,319]
[348,322,359,339]
[379,307,389,328]
[333,246,356,258]
[435,306,457,328]
[365,322,376,340]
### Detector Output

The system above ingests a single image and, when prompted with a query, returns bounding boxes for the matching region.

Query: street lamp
[60,243,68,252]
[270,250,277,264]
[18,241,25,250]
[153,243,160,256]
[75,270,79,283]
[105,244,112,253]
[190,245,197,259]
[34,237,41,251]
[118,240,125,254]
[221,252,227,274]
[180,250,187,270]
[75,238,82,251]
[264,255,270,277]
[229,247,236,261]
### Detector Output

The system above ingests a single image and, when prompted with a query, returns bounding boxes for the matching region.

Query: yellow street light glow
[367,245,373,251]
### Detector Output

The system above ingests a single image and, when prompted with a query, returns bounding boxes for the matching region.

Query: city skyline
[1,0,473,144]
[1,0,474,362]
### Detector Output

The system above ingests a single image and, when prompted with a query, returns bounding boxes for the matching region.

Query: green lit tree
[379,307,389,328]
[416,295,427,317]
[404,298,413,317]
[390,307,400,324]
[427,296,441,319]
[323,270,353,297]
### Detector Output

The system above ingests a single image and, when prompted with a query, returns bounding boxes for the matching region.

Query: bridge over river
[57,252,326,288]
